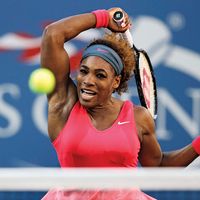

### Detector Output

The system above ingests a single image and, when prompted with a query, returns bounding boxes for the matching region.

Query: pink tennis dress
[42,100,156,200]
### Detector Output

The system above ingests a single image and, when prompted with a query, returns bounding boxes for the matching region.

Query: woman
[41,7,200,200]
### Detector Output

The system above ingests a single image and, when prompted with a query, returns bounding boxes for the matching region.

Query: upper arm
[40,24,78,141]
[47,78,78,141]
[41,23,71,84]
[134,106,199,167]
[134,106,163,167]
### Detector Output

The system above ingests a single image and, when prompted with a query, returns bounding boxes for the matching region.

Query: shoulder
[133,104,150,119]
[48,78,78,117]
[47,78,78,141]
[133,104,155,137]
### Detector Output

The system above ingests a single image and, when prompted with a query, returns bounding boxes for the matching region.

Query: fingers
[121,10,132,28]
[107,7,132,32]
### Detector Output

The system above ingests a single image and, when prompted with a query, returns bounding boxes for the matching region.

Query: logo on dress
[118,121,130,125]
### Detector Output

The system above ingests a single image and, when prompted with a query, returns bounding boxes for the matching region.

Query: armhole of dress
[125,100,141,167]
[129,101,141,145]
[52,101,80,146]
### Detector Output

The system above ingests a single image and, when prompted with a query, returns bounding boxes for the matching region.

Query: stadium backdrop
[0,0,199,167]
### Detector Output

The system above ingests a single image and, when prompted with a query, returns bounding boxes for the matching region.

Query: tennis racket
[113,11,158,119]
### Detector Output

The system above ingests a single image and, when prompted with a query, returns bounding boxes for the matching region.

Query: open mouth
[80,89,97,100]
[81,89,96,95]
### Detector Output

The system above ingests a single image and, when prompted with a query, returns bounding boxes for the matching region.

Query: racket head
[133,46,158,119]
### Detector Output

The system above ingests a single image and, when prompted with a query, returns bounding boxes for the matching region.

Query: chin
[78,98,97,108]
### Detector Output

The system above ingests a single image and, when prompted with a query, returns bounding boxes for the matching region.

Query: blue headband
[81,44,123,75]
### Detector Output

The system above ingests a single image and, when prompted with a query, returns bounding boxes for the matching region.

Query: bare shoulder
[47,78,78,141]
[133,105,152,123]
[133,105,155,138]
[48,78,77,113]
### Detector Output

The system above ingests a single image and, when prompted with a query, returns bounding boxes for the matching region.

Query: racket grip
[113,11,133,47]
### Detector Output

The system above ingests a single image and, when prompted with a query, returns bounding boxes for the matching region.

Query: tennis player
[41,7,200,200]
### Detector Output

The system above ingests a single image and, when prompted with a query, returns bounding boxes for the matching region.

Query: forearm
[44,13,96,43]
[40,13,96,82]
[160,144,199,167]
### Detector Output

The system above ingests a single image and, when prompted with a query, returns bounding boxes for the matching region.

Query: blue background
[0,0,200,167]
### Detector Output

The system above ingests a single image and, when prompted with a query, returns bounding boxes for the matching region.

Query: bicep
[40,24,70,84]
[40,24,78,139]
[139,133,162,166]
[134,106,163,166]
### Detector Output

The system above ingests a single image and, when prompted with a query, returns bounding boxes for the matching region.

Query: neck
[85,98,124,131]
[87,98,116,119]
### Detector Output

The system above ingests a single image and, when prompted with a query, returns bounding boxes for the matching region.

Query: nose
[83,74,95,86]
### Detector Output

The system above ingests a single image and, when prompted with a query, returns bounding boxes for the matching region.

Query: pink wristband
[92,9,109,28]
[192,136,200,155]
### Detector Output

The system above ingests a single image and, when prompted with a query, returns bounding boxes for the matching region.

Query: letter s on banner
[0,83,22,138]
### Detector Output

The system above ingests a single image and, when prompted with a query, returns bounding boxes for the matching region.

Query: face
[76,56,121,108]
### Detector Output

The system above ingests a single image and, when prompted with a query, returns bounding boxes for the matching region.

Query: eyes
[79,68,107,79]
[96,73,107,79]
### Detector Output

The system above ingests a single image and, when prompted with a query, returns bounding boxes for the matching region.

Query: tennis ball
[29,68,56,94]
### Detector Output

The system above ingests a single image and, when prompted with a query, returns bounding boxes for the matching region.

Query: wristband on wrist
[192,136,200,155]
[92,9,109,28]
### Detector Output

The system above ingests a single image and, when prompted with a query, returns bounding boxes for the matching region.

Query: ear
[113,75,121,89]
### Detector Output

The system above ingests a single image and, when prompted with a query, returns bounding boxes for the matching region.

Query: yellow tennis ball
[29,68,56,94]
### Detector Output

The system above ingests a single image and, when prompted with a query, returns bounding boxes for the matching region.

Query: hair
[85,32,136,95]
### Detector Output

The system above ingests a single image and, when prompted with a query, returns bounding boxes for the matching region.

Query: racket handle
[113,11,134,47]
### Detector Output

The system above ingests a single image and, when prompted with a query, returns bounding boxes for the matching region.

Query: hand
[107,7,132,32]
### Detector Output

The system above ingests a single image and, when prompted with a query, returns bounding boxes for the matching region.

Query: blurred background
[0,0,200,167]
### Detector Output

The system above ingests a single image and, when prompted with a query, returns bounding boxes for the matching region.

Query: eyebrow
[80,65,89,70]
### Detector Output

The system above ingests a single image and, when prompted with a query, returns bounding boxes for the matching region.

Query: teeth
[81,89,96,95]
